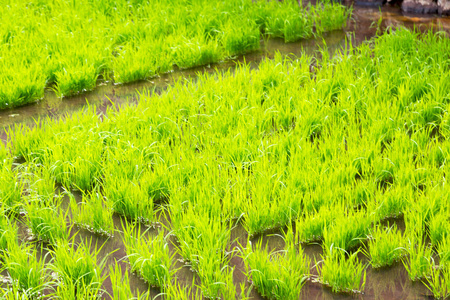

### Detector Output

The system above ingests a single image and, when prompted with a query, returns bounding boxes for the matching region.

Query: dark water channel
[2,3,450,299]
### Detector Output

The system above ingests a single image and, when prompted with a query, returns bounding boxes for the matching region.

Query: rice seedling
[162,279,202,300]
[49,239,109,298]
[25,198,69,244]
[364,224,406,268]
[422,261,450,299]
[0,207,18,252]
[0,160,24,215]
[108,262,150,300]
[123,224,174,288]
[170,202,236,299]
[402,227,433,281]
[103,176,154,224]
[70,190,114,237]
[322,208,372,251]
[294,205,336,243]
[428,212,450,247]
[2,242,51,299]
[316,245,367,294]
[242,227,310,299]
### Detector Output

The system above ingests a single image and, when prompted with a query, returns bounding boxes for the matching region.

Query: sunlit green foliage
[0,0,349,107]
[1,27,450,297]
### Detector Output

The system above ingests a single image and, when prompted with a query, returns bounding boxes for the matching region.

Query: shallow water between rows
[1,2,450,299]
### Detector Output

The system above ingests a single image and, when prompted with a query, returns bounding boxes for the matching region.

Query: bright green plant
[243,228,310,299]
[364,224,405,268]
[123,224,174,288]
[71,190,114,236]
[317,245,367,293]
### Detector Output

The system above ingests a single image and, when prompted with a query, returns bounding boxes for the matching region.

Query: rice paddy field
[2,0,450,300]
[0,0,348,109]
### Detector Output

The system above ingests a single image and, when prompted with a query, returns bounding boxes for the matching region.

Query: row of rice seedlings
[122,224,174,288]
[0,0,349,107]
[243,227,310,299]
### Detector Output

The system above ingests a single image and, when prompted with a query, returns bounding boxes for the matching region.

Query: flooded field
[1,1,450,300]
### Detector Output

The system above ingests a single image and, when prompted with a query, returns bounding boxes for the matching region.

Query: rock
[402,0,439,14]
[438,0,450,15]
[355,0,386,7]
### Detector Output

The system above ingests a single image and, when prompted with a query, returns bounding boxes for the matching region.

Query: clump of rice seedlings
[243,167,299,236]
[243,228,310,299]
[402,228,433,281]
[123,224,174,288]
[428,212,449,247]
[438,238,450,267]
[172,37,223,70]
[54,63,99,97]
[313,0,351,34]
[0,160,24,215]
[113,37,173,84]
[368,186,409,221]
[316,245,367,294]
[0,282,35,300]
[109,262,150,300]
[322,208,372,251]
[295,205,336,243]
[0,207,18,252]
[71,190,114,237]
[221,19,260,56]
[422,261,450,299]
[0,66,46,109]
[2,242,51,299]
[25,200,69,244]
[163,279,202,300]
[170,205,236,299]
[51,279,105,300]
[103,176,154,224]
[23,164,60,207]
[364,224,406,268]
[50,239,108,298]
[53,144,103,192]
